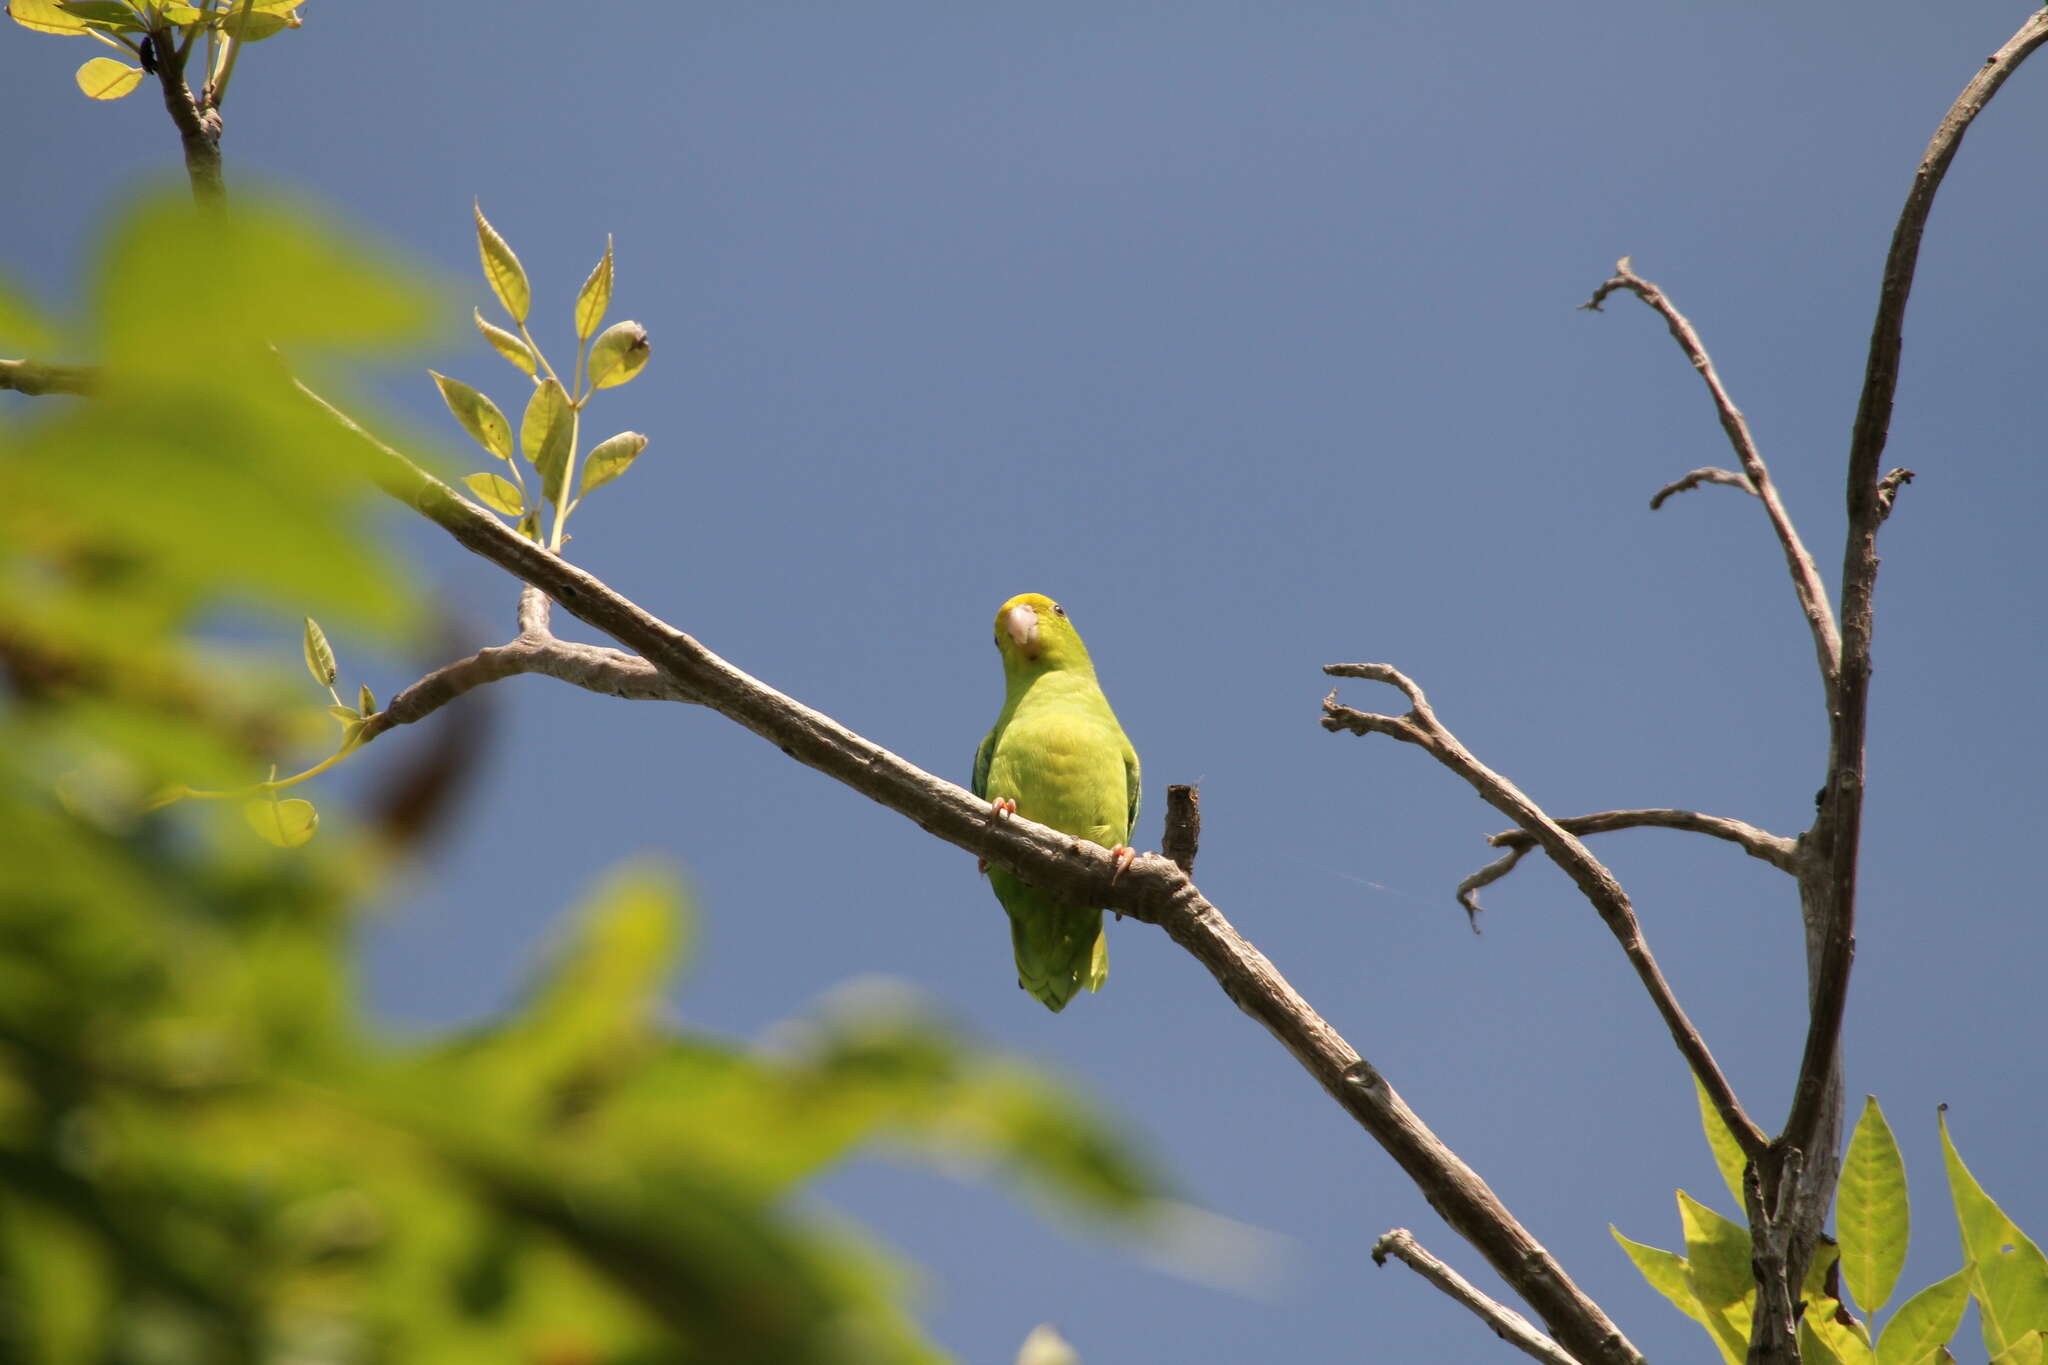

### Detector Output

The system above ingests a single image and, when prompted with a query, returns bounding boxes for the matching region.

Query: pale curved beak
[1004,604,1040,657]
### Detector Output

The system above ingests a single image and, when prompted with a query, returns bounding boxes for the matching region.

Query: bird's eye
[1052,603,1067,617]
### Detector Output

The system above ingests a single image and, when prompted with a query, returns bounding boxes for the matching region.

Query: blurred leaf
[474,306,536,376]
[1841,1096,1910,1317]
[1877,1269,1971,1365]
[358,681,376,715]
[302,616,337,688]
[586,319,648,389]
[431,370,515,461]
[245,795,318,846]
[1017,1323,1079,1365]
[474,202,530,325]
[1694,1072,1748,1209]
[8,0,91,35]
[575,236,613,342]
[0,273,58,351]
[74,55,142,98]
[522,376,572,503]
[579,431,646,495]
[464,471,525,517]
[1944,1110,2048,1360]
[0,1195,115,1364]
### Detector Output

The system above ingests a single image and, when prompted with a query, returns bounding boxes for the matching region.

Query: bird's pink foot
[1107,844,1135,885]
[979,798,1018,873]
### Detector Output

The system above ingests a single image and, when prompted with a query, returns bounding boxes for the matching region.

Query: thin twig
[1321,663,1767,1162]
[1582,259,1841,696]
[1163,784,1202,877]
[1372,1229,1583,1365]
[1488,810,1798,872]
[1648,467,1754,509]
[1462,807,1798,927]
[299,384,1643,1365]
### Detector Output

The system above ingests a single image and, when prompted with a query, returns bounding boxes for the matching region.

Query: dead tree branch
[1373,1229,1584,1365]
[1582,259,1841,697]
[1319,663,1767,1163]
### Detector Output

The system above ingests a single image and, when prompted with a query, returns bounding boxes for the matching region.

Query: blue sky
[7,3,2047,1361]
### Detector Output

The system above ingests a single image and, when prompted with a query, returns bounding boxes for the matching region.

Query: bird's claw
[1107,845,1135,885]
[979,799,1018,874]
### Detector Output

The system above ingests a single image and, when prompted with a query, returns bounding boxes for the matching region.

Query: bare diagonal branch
[1582,260,1842,695]
[303,387,1644,1365]
[0,360,94,396]
[1373,1229,1583,1365]
[1321,662,1768,1162]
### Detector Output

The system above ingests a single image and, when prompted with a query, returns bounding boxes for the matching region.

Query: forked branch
[1320,663,1767,1161]
[1582,260,1841,696]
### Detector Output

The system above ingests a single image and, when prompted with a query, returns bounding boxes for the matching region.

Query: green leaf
[358,682,377,715]
[1944,1109,2048,1359]
[1841,1096,1910,1317]
[1804,1314,1864,1365]
[463,471,525,517]
[74,55,143,98]
[515,511,541,542]
[1993,1334,2048,1365]
[245,796,318,847]
[586,319,649,389]
[9,0,91,35]
[1695,1072,1749,1209]
[522,376,573,502]
[1614,1227,1747,1365]
[474,306,536,376]
[63,0,143,21]
[579,431,647,495]
[1017,1324,1080,1365]
[575,236,613,342]
[211,8,292,39]
[1680,1189,1753,1309]
[325,703,360,723]
[302,616,337,688]
[1876,1269,1971,1365]
[473,202,530,325]
[429,371,514,461]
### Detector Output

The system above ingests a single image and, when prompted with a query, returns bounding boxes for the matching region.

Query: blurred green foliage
[0,193,1166,1364]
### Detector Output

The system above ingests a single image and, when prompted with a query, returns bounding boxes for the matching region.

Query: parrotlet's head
[992,593,1095,676]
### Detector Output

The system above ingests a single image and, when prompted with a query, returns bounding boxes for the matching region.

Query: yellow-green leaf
[474,201,530,324]
[429,370,514,461]
[213,7,292,39]
[522,376,573,501]
[61,0,138,29]
[74,55,143,98]
[1841,1096,1910,1317]
[586,319,649,389]
[515,511,541,542]
[1944,1109,2048,1360]
[1615,1228,1712,1329]
[1680,1189,1752,1309]
[575,235,613,342]
[302,616,337,688]
[1877,1269,1971,1365]
[1695,1072,1750,1209]
[0,273,58,352]
[464,471,525,517]
[245,797,318,847]
[474,306,536,376]
[579,431,646,495]
[1994,1334,2048,1365]
[358,682,376,715]
[325,704,360,724]
[9,0,91,34]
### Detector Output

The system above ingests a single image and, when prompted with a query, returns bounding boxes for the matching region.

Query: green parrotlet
[971,593,1140,1012]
